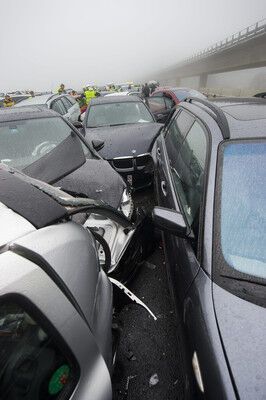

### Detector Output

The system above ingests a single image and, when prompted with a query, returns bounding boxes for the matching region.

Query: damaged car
[0,106,151,282]
[152,97,266,399]
[83,96,163,190]
[0,166,156,400]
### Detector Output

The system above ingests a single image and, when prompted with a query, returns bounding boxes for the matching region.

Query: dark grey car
[152,97,266,399]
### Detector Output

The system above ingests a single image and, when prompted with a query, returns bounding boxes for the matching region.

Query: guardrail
[180,18,266,65]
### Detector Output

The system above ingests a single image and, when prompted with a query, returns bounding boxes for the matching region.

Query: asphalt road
[112,188,186,400]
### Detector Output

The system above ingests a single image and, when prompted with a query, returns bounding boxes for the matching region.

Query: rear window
[0,300,79,399]
[218,141,266,279]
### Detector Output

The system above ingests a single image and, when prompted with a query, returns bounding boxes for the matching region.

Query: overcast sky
[1,0,266,91]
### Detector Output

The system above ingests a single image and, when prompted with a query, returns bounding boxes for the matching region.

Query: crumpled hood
[213,283,266,399]
[85,123,162,160]
[54,159,126,209]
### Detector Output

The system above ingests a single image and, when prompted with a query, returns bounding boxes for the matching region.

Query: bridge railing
[182,18,266,65]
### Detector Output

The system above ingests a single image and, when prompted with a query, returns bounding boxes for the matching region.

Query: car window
[86,101,154,127]
[66,95,77,106]
[0,116,91,170]
[165,110,195,157]
[0,300,78,399]
[51,99,66,115]
[164,96,175,109]
[147,97,166,113]
[152,92,163,97]
[169,120,207,235]
[61,96,73,111]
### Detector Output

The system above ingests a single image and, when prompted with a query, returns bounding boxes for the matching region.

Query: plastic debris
[126,350,137,361]
[145,262,156,270]
[110,277,157,320]
[149,373,159,387]
[126,375,137,390]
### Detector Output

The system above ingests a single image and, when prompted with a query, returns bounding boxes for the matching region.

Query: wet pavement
[112,187,186,399]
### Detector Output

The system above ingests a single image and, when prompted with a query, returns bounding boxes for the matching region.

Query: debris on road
[145,261,156,270]
[149,373,159,387]
[110,277,157,320]
[126,350,137,361]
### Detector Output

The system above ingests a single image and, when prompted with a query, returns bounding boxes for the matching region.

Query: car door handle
[161,180,167,196]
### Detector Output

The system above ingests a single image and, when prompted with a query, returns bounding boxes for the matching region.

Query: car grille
[112,153,152,171]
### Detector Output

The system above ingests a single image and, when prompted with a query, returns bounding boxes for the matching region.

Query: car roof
[90,95,141,105]
[14,93,59,107]
[0,105,59,122]
[184,97,266,140]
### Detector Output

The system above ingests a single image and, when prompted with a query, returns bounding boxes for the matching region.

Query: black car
[152,97,266,399]
[0,106,127,210]
[83,96,162,190]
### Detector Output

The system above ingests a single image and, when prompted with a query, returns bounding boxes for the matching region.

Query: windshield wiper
[220,274,266,287]
[109,123,129,127]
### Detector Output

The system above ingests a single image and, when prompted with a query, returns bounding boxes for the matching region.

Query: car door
[156,109,209,306]
[61,96,80,123]
[146,92,169,123]
[50,98,67,117]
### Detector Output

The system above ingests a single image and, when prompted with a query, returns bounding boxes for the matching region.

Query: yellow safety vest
[85,90,96,104]
[4,100,14,107]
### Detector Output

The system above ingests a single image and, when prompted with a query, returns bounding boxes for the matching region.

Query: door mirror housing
[152,206,190,238]
[92,139,105,151]
[73,121,83,128]
[72,121,85,136]
[155,113,165,122]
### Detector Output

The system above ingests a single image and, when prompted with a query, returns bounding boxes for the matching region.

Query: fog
[1,0,266,92]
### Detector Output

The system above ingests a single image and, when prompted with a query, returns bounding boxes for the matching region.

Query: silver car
[15,93,81,124]
[0,177,113,399]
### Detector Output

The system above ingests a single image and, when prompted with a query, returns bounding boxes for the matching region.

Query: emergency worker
[58,83,66,94]
[84,86,96,104]
[3,95,14,107]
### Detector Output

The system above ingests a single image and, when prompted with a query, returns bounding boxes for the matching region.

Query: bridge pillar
[199,73,208,88]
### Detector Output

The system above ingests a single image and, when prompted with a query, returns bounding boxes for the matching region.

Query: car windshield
[0,116,90,170]
[86,101,154,127]
[218,141,266,279]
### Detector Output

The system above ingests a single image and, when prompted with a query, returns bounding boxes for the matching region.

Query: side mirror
[155,113,165,123]
[152,206,189,238]
[73,121,83,129]
[92,139,105,151]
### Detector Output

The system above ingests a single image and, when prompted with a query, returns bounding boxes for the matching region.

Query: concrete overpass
[156,19,266,93]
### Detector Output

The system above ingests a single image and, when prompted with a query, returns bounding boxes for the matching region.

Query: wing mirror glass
[92,139,105,151]
[152,206,189,238]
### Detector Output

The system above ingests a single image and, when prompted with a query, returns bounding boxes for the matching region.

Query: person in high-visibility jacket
[3,95,14,107]
[84,87,96,104]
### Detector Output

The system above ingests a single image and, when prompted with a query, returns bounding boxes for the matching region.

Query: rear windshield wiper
[220,274,266,287]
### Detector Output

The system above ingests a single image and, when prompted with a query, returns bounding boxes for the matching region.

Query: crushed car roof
[0,105,59,122]
[90,95,142,105]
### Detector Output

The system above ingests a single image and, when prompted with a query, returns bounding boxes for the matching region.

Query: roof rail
[184,97,230,140]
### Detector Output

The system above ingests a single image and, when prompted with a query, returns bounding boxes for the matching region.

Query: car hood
[54,158,126,209]
[213,283,266,399]
[85,122,162,159]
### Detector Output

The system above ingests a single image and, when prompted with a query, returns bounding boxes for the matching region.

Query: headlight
[120,189,133,219]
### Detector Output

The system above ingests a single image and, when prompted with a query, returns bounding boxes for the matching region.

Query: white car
[15,93,81,124]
